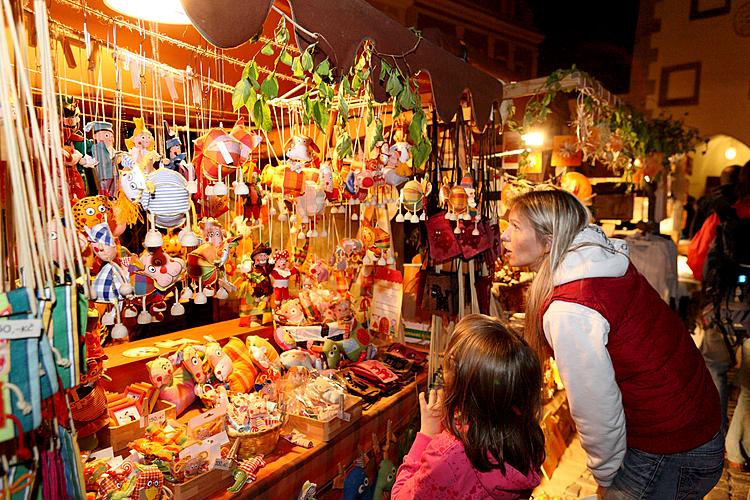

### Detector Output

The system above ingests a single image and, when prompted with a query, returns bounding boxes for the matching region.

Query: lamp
[103,0,193,25]
[521,130,545,148]
[725,147,737,160]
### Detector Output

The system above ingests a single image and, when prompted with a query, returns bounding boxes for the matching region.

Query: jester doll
[235,243,273,326]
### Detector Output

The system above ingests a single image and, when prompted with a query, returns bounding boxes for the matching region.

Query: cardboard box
[287,395,363,442]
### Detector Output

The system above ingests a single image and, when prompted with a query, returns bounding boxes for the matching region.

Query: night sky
[527,0,641,94]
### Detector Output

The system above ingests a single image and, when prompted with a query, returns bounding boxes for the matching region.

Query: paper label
[89,447,114,461]
[140,409,166,428]
[213,458,231,471]
[187,407,226,431]
[0,319,42,339]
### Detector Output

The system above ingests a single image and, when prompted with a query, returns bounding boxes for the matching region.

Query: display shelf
[101,319,273,393]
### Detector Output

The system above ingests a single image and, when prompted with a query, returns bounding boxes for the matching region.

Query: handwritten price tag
[214,458,232,471]
[140,409,166,428]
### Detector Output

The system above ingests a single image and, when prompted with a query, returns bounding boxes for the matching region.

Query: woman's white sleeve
[543,300,627,487]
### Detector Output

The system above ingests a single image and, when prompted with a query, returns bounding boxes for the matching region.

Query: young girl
[502,188,722,499]
[392,314,544,500]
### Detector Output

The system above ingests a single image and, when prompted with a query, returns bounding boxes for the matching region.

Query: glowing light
[104,0,192,25]
[725,147,737,160]
[521,131,545,147]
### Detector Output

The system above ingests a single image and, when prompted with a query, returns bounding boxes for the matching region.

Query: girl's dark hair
[442,314,545,475]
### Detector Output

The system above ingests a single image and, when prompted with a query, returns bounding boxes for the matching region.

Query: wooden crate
[105,400,177,453]
[168,467,233,500]
[287,395,363,442]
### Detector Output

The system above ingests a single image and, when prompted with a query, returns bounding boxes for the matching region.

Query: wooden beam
[502,71,622,107]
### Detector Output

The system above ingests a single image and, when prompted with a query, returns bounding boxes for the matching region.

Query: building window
[514,45,534,79]
[690,0,731,20]
[658,62,702,106]
[416,13,458,38]
[462,30,489,53]
[494,39,510,64]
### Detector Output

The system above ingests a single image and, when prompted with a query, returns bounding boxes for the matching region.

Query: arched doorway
[689,134,750,198]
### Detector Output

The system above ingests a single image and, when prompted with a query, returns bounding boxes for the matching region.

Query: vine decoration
[506,66,705,182]
[231,20,432,168]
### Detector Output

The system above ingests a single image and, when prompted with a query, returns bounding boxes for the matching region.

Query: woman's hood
[553,225,630,286]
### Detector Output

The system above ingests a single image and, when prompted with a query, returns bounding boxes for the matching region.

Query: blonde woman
[502,189,722,499]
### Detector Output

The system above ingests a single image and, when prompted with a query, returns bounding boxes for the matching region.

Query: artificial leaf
[379,59,391,82]
[341,78,352,97]
[260,100,273,131]
[336,131,353,159]
[261,43,274,56]
[260,76,279,99]
[316,59,331,77]
[312,72,322,85]
[242,61,259,82]
[386,72,403,97]
[338,94,349,118]
[301,49,314,72]
[412,137,432,168]
[279,49,293,66]
[245,87,258,116]
[399,86,416,110]
[369,118,384,152]
[232,78,251,111]
[292,57,304,77]
[351,74,362,93]
[409,109,424,144]
[366,103,374,126]
[274,19,289,44]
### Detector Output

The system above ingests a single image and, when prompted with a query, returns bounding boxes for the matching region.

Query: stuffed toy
[235,243,273,326]
[279,349,317,371]
[72,195,116,235]
[246,335,280,372]
[373,457,396,500]
[124,117,155,168]
[342,461,373,500]
[203,339,257,393]
[395,177,432,223]
[227,456,266,494]
[270,250,294,303]
[146,357,196,416]
[322,327,372,369]
[318,162,342,203]
[186,218,239,301]
[84,121,118,197]
[108,464,164,500]
[273,298,306,326]
[132,246,186,321]
[170,345,208,385]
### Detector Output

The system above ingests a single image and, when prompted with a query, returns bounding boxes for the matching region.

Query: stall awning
[181,0,504,128]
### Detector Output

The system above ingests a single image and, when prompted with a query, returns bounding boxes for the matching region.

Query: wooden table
[209,373,427,499]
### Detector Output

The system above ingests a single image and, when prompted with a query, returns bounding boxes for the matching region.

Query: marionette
[236,243,273,326]
[270,249,295,303]
[162,120,189,174]
[84,120,117,197]
[58,95,96,195]
[124,117,156,170]
[186,218,240,301]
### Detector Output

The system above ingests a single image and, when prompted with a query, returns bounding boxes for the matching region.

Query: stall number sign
[0,319,42,339]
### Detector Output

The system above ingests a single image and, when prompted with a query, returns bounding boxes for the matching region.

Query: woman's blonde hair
[510,189,590,356]
[442,314,545,474]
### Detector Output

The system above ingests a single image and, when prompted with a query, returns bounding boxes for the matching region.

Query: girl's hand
[419,388,444,436]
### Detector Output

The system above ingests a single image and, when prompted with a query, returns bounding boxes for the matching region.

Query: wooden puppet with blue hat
[163,120,188,174]
[84,120,117,197]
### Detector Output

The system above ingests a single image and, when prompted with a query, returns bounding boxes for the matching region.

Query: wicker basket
[227,422,283,459]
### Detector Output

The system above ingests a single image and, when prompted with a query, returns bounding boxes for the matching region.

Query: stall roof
[181,0,504,128]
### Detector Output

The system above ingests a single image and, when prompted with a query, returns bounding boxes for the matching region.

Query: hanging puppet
[124,117,156,170]
[58,95,96,195]
[270,249,295,304]
[235,243,273,327]
[84,121,117,197]
[186,218,240,302]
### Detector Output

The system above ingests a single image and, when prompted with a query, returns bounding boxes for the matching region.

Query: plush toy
[186,218,239,301]
[109,464,164,500]
[396,177,432,223]
[227,456,266,494]
[322,327,372,369]
[171,345,208,385]
[72,195,116,235]
[270,250,294,303]
[235,243,273,327]
[342,462,373,500]
[204,338,257,393]
[279,349,317,371]
[274,298,306,326]
[373,457,396,500]
[246,335,280,372]
[146,357,196,415]
[136,246,186,320]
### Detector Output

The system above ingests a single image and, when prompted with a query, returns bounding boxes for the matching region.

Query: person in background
[503,189,722,499]
[689,164,741,238]
[392,314,544,500]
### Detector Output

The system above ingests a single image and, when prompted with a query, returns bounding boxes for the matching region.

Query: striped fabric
[221,338,258,393]
[139,168,190,228]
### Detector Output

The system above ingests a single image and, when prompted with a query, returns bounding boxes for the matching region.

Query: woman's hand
[419,388,444,436]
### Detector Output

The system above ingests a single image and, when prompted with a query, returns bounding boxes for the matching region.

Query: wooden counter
[209,373,426,499]
[101,319,273,393]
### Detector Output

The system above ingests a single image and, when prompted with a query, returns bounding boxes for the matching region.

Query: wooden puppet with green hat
[84,120,117,197]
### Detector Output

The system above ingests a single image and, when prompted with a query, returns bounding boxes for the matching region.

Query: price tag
[214,458,232,471]
[89,447,114,461]
[140,409,166,428]
[337,398,351,421]
[0,319,42,339]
